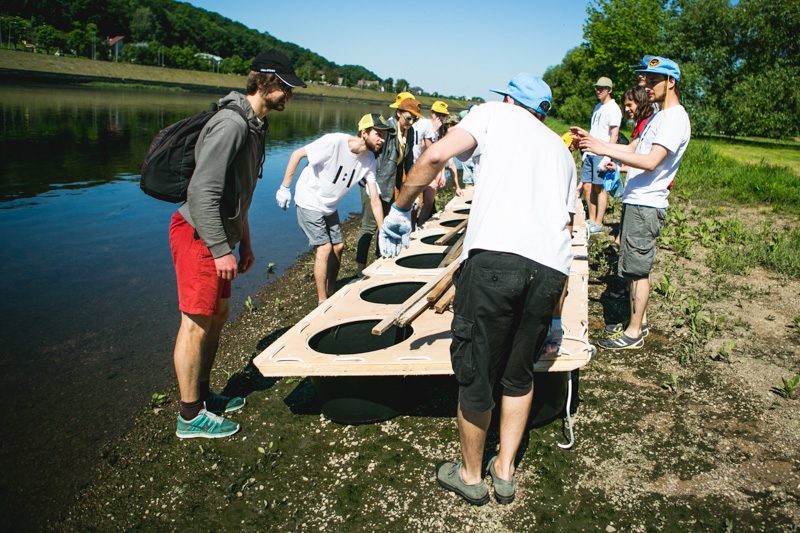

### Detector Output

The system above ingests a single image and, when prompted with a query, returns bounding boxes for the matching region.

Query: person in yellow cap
[389,91,415,109]
[355,96,421,275]
[413,100,459,224]
[277,113,392,301]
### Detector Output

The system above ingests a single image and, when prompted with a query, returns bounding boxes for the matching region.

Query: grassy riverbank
[0,49,471,108]
[53,136,800,530]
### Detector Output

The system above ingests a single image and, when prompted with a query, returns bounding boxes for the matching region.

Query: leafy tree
[34,24,62,53]
[382,77,394,92]
[130,6,159,42]
[66,25,88,56]
[394,78,409,92]
[0,15,32,48]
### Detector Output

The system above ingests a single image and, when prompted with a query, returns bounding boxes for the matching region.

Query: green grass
[675,140,800,214]
[704,219,800,278]
[704,137,800,176]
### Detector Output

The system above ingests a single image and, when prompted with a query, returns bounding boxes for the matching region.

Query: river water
[0,83,379,527]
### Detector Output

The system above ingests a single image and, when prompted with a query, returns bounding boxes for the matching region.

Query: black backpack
[140,103,247,203]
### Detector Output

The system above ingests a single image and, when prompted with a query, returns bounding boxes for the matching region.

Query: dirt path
[56,205,799,531]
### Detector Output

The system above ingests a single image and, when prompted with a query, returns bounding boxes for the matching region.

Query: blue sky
[185,0,590,101]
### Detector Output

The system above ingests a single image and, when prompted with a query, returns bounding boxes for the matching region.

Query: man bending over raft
[277,114,392,302]
[379,74,576,505]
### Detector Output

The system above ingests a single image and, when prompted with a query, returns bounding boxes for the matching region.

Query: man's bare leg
[456,404,491,484]
[198,298,229,385]
[326,242,344,297]
[314,243,333,303]
[595,185,608,226]
[583,182,596,223]
[174,312,214,404]
[625,277,650,338]
[493,388,534,480]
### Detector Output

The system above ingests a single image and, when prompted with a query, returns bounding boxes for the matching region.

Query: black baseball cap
[250,50,307,88]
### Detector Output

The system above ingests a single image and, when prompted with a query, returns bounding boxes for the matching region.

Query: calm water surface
[0,84,379,527]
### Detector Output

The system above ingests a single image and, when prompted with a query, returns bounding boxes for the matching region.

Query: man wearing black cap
[170,50,304,439]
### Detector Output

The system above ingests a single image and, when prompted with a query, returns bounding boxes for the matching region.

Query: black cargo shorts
[450,250,567,412]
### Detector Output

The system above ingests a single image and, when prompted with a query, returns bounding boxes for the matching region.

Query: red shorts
[170,211,231,316]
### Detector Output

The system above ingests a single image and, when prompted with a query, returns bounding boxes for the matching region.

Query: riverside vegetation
[55,137,799,530]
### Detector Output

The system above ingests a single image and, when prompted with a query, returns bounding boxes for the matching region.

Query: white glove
[276,186,292,210]
[379,204,412,258]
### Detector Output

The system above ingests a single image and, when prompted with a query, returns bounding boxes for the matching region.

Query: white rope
[558,371,575,449]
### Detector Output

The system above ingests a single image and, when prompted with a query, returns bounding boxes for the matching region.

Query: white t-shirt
[585,99,622,158]
[293,133,377,215]
[411,118,436,161]
[623,105,691,208]
[455,102,577,275]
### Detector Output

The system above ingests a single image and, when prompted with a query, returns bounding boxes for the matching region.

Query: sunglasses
[594,86,610,91]
[401,113,418,123]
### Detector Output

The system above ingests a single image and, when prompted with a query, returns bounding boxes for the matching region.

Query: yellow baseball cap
[389,92,415,108]
[431,101,449,115]
[358,113,394,133]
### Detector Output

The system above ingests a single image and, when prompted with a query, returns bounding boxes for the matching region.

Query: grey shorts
[580,154,605,185]
[450,250,567,413]
[296,206,342,247]
[619,204,667,279]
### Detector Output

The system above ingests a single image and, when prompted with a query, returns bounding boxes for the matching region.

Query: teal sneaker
[205,393,246,414]
[176,409,240,439]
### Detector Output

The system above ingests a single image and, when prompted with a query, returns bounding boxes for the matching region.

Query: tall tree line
[543,0,800,138]
[0,0,380,85]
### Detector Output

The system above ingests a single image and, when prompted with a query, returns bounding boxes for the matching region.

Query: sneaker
[588,222,604,234]
[435,461,489,506]
[598,331,644,350]
[604,322,649,337]
[205,393,246,414]
[487,456,516,504]
[176,409,240,439]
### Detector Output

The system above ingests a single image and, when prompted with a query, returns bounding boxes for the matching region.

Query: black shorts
[450,250,567,412]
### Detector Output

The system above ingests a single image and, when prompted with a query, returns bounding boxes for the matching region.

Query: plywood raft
[254,189,592,377]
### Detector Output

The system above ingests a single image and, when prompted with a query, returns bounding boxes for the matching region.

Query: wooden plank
[434,218,468,245]
[370,261,460,335]
[426,267,456,302]
[434,285,456,313]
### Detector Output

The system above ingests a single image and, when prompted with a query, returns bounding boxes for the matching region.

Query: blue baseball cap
[490,73,552,116]
[630,54,656,69]
[634,56,681,82]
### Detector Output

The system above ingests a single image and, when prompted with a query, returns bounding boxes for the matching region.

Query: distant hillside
[0,0,381,86]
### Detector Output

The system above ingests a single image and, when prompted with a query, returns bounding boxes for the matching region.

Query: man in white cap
[580,76,621,234]
[573,56,691,350]
[380,74,576,505]
[276,114,392,303]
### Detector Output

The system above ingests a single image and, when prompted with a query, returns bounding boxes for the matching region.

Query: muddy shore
[53,199,800,531]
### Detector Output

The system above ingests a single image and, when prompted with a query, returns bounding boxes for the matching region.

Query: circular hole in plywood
[454,208,470,215]
[395,252,446,269]
[308,320,414,355]
[420,233,458,246]
[360,282,425,304]
[440,218,466,228]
